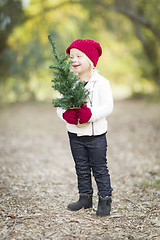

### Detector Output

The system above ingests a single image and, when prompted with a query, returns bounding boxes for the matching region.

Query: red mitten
[78,105,92,124]
[63,109,78,125]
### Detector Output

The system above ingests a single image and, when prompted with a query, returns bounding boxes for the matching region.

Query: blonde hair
[85,54,99,78]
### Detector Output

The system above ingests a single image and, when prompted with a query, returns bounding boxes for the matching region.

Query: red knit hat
[66,39,102,67]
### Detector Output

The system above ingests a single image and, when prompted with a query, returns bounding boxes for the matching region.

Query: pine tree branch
[48,35,89,109]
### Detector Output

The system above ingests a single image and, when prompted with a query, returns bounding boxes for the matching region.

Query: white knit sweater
[57,72,113,136]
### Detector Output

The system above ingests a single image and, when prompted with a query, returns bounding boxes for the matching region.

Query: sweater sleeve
[89,79,113,122]
[56,107,66,121]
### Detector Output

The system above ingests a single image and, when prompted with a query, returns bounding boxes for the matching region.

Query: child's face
[70,48,91,77]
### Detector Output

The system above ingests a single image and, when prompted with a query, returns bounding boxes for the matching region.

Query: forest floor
[0,99,160,240]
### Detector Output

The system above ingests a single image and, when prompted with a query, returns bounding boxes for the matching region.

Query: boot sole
[67,206,92,211]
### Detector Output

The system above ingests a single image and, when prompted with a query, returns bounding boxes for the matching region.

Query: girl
[57,39,113,216]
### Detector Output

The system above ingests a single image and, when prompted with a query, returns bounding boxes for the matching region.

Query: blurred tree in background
[73,0,160,97]
[0,0,25,92]
[0,0,160,104]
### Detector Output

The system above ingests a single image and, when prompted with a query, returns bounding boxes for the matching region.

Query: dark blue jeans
[68,132,113,198]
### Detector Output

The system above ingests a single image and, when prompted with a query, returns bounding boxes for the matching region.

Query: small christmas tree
[48,35,89,110]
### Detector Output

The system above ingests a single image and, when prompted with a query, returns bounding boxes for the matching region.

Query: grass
[139,178,160,190]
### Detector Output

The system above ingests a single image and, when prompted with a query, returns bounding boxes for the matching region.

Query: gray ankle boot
[67,193,93,211]
[96,196,112,216]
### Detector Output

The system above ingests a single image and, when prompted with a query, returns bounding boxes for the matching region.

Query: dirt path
[0,100,160,240]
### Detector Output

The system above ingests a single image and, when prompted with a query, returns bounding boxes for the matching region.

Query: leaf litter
[0,100,160,240]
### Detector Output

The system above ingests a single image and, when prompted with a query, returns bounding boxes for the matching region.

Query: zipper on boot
[67,194,93,211]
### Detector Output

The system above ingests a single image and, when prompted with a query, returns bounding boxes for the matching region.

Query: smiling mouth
[72,64,80,68]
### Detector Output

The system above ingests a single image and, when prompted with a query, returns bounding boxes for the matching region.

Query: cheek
[84,58,91,68]
[85,62,91,70]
